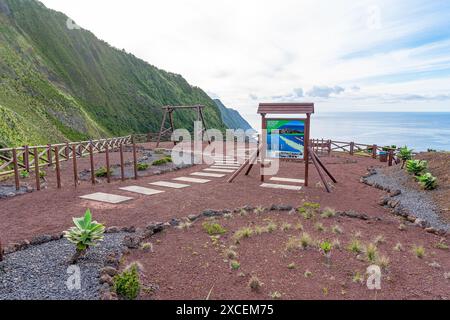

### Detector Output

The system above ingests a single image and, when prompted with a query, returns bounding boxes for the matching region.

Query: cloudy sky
[41,0,450,128]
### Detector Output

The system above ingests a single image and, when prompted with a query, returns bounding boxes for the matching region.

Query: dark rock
[106,226,120,233]
[169,218,180,226]
[390,189,402,197]
[270,204,293,211]
[100,266,118,277]
[30,234,53,245]
[122,235,141,249]
[340,210,369,220]
[415,219,429,228]
[187,214,200,222]
[406,216,417,223]
[51,233,64,241]
[146,222,164,234]
[378,196,390,206]
[99,274,114,286]
[104,252,120,268]
[202,209,224,217]
[121,226,136,233]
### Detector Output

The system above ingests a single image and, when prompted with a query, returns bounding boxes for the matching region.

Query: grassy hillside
[0,0,227,147]
[213,99,253,131]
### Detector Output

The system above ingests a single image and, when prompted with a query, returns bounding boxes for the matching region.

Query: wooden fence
[0,135,133,190]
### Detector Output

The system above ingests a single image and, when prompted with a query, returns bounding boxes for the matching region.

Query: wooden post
[388,149,394,166]
[54,146,61,189]
[120,144,125,181]
[24,145,30,172]
[304,114,311,187]
[132,136,138,180]
[372,144,377,159]
[260,113,266,182]
[89,142,95,185]
[12,148,20,191]
[34,147,40,191]
[47,144,52,166]
[169,110,176,146]
[156,108,168,148]
[72,145,78,187]
[65,142,70,159]
[105,144,111,183]
[349,142,355,155]
[328,140,331,156]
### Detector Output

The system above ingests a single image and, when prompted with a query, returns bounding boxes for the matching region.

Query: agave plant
[320,240,332,266]
[406,159,428,176]
[416,173,438,190]
[64,209,105,264]
[397,146,412,168]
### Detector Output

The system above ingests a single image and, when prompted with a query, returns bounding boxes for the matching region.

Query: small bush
[315,223,325,232]
[416,173,438,190]
[294,223,304,231]
[321,207,336,218]
[352,271,364,283]
[304,270,312,278]
[376,255,390,269]
[287,263,296,269]
[39,171,46,179]
[406,159,428,176]
[365,243,378,263]
[285,236,301,251]
[269,291,282,299]
[137,163,149,171]
[300,233,313,249]
[393,242,404,251]
[20,170,29,179]
[230,260,240,270]
[298,202,320,219]
[398,146,413,168]
[152,158,168,166]
[280,223,292,231]
[233,227,253,243]
[224,248,238,259]
[248,276,262,291]
[95,166,113,177]
[266,222,277,233]
[412,245,425,258]
[436,239,449,250]
[373,235,386,245]
[331,225,343,234]
[347,239,362,254]
[319,241,332,255]
[114,263,141,300]
[164,156,172,163]
[202,222,227,235]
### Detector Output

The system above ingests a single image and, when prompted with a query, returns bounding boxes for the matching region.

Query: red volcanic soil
[126,208,449,300]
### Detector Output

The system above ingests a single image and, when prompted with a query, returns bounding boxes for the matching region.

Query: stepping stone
[210,166,237,170]
[149,181,190,189]
[191,172,226,178]
[173,177,211,183]
[80,192,133,204]
[270,177,305,184]
[213,162,240,166]
[260,183,303,191]
[204,168,235,173]
[119,186,165,195]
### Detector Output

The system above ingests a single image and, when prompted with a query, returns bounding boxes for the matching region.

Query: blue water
[310,112,450,151]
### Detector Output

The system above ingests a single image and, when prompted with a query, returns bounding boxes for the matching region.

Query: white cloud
[39,0,450,129]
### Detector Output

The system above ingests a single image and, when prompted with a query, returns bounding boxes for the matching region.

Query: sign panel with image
[266,119,305,159]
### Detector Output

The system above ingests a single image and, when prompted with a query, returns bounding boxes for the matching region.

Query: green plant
[164,156,172,163]
[254,206,266,214]
[315,222,325,232]
[230,260,240,270]
[320,241,332,255]
[416,173,438,190]
[202,222,227,235]
[39,171,47,179]
[266,222,277,233]
[376,255,390,269]
[352,271,364,283]
[152,158,168,166]
[347,239,362,254]
[280,223,292,231]
[412,245,425,258]
[233,227,253,243]
[285,236,302,251]
[300,233,313,249]
[435,239,449,250]
[398,146,413,168]
[95,166,113,177]
[365,243,378,263]
[20,170,29,179]
[137,163,149,171]
[140,242,153,252]
[63,209,105,263]
[321,207,336,218]
[114,263,141,300]
[298,202,320,219]
[406,159,428,176]
[248,275,262,291]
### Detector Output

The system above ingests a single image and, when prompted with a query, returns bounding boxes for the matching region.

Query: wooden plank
[12,148,20,191]
[34,147,40,191]
[72,144,78,187]
[89,143,95,185]
[120,144,125,181]
[105,144,111,183]
[132,137,138,180]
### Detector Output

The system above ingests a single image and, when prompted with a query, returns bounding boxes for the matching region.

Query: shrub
[224,248,238,259]
[416,173,438,190]
[95,166,113,177]
[398,146,413,168]
[233,227,253,243]
[393,242,404,251]
[373,235,386,245]
[321,207,336,218]
[436,239,449,250]
[347,239,362,254]
[315,223,325,232]
[287,262,296,269]
[300,233,313,249]
[137,163,149,171]
[331,225,343,234]
[412,245,425,258]
[266,222,277,233]
[230,260,240,270]
[352,271,364,283]
[280,223,292,231]
[202,222,227,235]
[114,263,141,300]
[376,255,390,269]
[152,158,168,166]
[248,276,262,291]
[406,159,428,176]
[365,243,378,263]
[269,291,282,299]
[63,209,105,264]
[285,236,301,251]
[20,170,29,179]
[319,241,332,255]
[294,223,304,231]
[298,202,320,219]
[304,270,312,278]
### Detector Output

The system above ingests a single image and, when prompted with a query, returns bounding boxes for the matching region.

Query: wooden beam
[12,148,20,191]
[54,146,61,189]
[34,147,40,191]
[72,145,78,187]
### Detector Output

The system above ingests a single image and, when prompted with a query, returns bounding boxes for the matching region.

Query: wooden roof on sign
[257,103,315,115]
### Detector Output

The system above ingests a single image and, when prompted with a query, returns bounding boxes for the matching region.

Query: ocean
[309,112,450,152]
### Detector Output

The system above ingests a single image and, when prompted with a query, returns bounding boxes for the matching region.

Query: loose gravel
[366,167,449,231]
[0,233,127,300]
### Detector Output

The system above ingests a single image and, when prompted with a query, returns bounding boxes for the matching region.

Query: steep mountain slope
[0,0,228,147]
[213,99,253,131]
